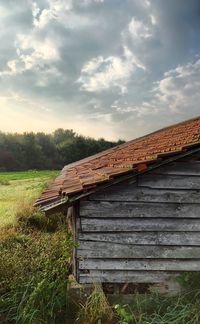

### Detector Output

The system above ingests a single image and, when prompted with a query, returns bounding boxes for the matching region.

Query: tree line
[0,129,124,171]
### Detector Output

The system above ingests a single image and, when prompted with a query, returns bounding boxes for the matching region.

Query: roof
[35,116,200,210]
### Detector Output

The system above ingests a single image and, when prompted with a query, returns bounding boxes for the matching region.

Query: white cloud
[120,58,200,117]
[78,46,146,93]
[0,0,92,81]
[111,58,200,120]
[32,0,92,30]
[152,59,200,113]
[0,34,59,76]
[129,18,152,39]
[32,2,40,18]
[18,34,59,60]
[33,0,73,28]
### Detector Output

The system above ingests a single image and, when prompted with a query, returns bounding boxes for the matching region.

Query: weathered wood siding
[76,160,200,284]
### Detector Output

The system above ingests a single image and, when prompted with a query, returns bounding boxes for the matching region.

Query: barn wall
[76,159,200,284]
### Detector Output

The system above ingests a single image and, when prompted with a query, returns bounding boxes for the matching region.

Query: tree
[0,129,124,171]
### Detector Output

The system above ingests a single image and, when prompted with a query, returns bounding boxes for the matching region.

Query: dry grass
[76,285,114,324]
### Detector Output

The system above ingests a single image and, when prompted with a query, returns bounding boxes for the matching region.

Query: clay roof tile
[35,116,200,208]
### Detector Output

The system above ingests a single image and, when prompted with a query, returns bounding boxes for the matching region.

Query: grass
[1,170,200,323]
[0,170,75,323]
[0,170,59,227]
[0,200,75,324]
[76,285,114,324]
[115,292,200,323]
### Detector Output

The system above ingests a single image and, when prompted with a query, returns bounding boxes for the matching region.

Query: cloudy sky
[0,0,200,140]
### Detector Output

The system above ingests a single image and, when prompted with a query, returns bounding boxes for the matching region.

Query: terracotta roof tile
[35,116,200,208]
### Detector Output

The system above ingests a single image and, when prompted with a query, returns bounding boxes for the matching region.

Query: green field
[0,170,58,227]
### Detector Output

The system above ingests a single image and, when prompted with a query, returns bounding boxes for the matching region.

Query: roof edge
[40,143,200,212]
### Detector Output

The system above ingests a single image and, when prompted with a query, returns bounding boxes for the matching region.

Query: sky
[0,0,200,140]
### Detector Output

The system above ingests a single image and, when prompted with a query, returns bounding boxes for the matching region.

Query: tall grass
[0,205,74,324]
[1,201,200,324]
[76,285,114,324]
[1,195,200,323]
[115,292,200,324]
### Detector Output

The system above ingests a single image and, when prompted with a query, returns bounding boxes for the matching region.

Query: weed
[76,285,114,324]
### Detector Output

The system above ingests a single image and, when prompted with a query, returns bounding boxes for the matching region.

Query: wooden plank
[80,218,200,232]
[78,232,200,246]
[155,162,200,175]
[80,201,200,218]
[79,259,200,271]
[138,174,200,189]
[90,186,200,203]
[79,270,178,283]
[77,242,200,258]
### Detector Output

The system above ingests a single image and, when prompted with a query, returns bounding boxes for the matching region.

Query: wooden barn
[35,116,200,292]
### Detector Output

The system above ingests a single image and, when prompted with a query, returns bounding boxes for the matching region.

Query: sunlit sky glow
[0,0,200,140]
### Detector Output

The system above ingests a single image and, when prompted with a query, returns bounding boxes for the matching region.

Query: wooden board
[90,187,200,203]
[79,271,178,283]
[77,242,200,259]
[138,174,200,189]
[76,159,200,284]
[154,162,200,176]
[80,200,200,218]
[79,259,200,271]
[78,232,200,246]
[80,218,200,232]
